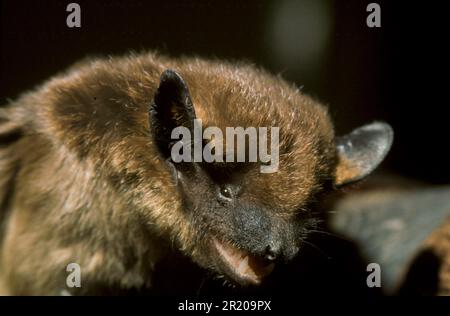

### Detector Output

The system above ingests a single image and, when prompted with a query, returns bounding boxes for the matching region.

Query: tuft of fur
[421,218,450,295]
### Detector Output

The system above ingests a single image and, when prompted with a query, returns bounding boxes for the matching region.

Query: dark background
[0,0,449,184]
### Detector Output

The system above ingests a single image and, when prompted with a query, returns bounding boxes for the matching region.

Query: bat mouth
[212,238,275,285]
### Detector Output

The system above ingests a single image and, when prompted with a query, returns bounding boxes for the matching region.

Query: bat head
[148,66,393,286]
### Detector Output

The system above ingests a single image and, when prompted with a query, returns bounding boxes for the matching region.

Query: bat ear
[149,69,196,156]
[334,122,393,187]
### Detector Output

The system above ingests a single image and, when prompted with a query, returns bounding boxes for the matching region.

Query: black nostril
[264,244,278,261]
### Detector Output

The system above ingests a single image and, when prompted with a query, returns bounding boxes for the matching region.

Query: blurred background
[1,0,449,184]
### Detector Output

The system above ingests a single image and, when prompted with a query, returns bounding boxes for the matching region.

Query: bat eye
[218,186,233,200]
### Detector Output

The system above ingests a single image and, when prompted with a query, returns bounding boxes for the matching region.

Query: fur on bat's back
[0,52,334,295]
[0,106,168,294]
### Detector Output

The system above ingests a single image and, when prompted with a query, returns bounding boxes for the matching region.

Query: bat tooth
[238,255,249,275]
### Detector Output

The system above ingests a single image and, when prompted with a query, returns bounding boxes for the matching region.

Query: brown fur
[422,217,450,295]
[0,52,343,295]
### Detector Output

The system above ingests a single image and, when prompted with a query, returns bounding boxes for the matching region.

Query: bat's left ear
[334,122,394,187]
[149,69,196,158]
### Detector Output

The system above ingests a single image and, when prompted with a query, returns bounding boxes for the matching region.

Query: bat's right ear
[149,69,196,156]
[333,122,394,187]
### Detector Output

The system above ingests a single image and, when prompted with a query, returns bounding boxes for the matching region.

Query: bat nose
[263,232,300,262]
[264,243,281,261]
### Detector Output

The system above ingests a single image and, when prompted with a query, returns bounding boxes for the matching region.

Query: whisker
[308,229,351,242]
[196,275,208,296]
[301,239,331,260]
